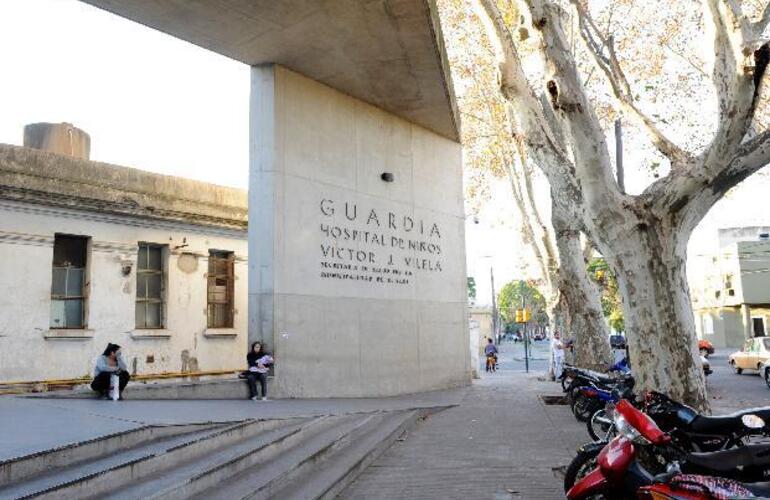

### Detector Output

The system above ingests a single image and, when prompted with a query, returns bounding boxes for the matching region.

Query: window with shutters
[50,235,89,329]
[136,243,165,329]
[207,250,234,328]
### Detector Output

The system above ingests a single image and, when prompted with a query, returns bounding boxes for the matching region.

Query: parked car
[609,334,626,349]
[759,359,770,388]
[729,337,770,374]
[698,339,715,358]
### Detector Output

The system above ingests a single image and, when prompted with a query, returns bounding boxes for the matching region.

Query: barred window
[207,250,234,328]
[51,235,88,329]
[136,243,165,329]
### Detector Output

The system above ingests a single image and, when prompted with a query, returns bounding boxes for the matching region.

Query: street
[708,349,770,413]
[483,341,770,413]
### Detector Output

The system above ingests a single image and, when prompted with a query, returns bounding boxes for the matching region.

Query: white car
[759,359,770,388]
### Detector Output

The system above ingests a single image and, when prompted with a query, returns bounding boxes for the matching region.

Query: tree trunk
[604,220,709,411]
[553,213,612,370]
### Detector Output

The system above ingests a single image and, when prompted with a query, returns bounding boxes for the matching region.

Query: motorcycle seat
[685,444,770,472]
[690,407,770,435]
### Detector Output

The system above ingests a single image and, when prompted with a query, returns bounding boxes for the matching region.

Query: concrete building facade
[0,142,249,384]
[1,1,471,397]
[691,230,770,348]
[250,66,469,397]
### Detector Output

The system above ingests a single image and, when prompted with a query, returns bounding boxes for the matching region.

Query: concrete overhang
[80,0,460,142]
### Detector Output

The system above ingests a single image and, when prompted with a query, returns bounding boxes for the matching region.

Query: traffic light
[515,309,524,323]
[523,309,531,322]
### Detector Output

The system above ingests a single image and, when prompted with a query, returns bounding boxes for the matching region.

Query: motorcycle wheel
[587,408,615,442]
[571,394,596,422]
[564,446,601,493]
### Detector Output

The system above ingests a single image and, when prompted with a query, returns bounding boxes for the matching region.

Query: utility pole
[490,266,498,344]
[615,119,625,194]
[521,280,529,373]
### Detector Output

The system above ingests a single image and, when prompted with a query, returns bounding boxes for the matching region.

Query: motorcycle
[572,376,635,425]
[485,352,498,372]
[566,399,770,499]
[584,390,770,450]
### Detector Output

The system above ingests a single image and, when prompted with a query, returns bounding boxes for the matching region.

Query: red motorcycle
[566,400,770,499]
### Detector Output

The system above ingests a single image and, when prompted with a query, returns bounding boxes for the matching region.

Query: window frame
[50,234,89,329]
[135,243,166,329]
[207,250,235,329]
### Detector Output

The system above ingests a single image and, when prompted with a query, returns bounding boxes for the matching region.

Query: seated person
[91,343,130,400]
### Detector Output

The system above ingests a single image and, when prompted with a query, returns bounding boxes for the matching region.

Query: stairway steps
[272,410,419,500]
[0,422,223,488]
[191,412,406,500]
[8,418,302,500]
[104,418,319,500]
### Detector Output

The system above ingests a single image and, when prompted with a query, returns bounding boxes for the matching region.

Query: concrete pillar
[248,65,277,353]
[246,64,469,398]
[741,304,752,340]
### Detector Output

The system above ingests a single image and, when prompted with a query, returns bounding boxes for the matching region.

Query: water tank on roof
[23,122,90,160]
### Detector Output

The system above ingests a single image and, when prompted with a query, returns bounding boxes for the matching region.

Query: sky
[2,1,769,308]
[0,0,250,188]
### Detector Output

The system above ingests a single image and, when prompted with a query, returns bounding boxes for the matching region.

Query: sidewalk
[338,342,585,500]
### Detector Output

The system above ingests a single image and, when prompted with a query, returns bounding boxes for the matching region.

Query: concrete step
[25,377,261,400]
[0,422,225,489]
[268,410,422,500]
[1,408,442,500]
[107,415,351,500]
[2,418,303,500]
[192,409,426,500]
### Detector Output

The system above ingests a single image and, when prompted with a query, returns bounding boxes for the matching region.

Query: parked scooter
[565,399,770,499]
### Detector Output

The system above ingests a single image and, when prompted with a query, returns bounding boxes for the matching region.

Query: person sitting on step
[91,343,130,400]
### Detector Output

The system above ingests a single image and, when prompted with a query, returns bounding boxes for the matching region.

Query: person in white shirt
[551,331,565,379]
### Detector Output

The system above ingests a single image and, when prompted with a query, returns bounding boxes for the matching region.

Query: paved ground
[2,342,767,499]
[338,342,584,500]
[0,388,467,462]
[707,349,770,413]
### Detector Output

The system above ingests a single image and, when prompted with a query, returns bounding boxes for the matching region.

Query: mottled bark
[601,219,707,409]
[553,213,612,370]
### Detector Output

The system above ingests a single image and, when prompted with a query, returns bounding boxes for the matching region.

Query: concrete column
[741,304,752,340]
[248,64,277,352]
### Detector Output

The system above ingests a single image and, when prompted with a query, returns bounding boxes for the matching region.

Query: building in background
[691,227,770,348]
[0,123,248,384]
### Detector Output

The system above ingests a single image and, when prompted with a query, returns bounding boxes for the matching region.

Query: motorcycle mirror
[742,414,765,429]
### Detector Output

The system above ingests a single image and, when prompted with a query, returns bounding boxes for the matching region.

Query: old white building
[691,227,770,348]
[0,124,248,385]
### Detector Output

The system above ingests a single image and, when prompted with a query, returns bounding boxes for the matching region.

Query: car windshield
[763,338,770,351]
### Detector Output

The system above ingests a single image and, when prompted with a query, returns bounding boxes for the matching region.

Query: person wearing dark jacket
[246,342,273,401]
[91,343,130,399]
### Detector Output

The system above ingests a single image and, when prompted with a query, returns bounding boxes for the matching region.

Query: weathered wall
[0,201,248,382]
[250,65,469,398]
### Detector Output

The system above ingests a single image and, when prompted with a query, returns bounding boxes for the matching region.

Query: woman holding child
[246,341,273,401]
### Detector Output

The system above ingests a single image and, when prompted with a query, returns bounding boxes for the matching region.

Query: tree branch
[756,1,770,38]
[571,0,690,166]
[702,0,759,169]
[476,0,582,202]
